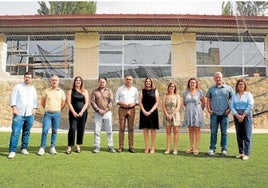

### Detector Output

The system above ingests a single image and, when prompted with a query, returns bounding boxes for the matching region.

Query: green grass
[0,131,267,188]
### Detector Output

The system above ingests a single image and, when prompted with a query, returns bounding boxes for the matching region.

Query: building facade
[0,14,268,78]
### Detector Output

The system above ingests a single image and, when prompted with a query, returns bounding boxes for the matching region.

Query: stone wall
[0,77,267,130]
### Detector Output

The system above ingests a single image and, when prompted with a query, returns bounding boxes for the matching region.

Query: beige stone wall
[1,77,267,130]
[74,33,99,79]
[171,33,197,78]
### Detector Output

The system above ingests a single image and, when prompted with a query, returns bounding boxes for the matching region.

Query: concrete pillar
[74,32,99,79]
[171,33,196,78]
[0,34,8,77]
[265,35,268,76]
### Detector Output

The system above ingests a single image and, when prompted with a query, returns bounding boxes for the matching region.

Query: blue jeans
[209,113,229,151]
[9,115,34,152]
[40,112,61,148]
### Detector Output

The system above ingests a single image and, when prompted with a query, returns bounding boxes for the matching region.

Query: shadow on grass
[0,145,238,160]
[0,145,96,157]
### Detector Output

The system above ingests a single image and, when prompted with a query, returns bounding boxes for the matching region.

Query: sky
[0,0,223,15]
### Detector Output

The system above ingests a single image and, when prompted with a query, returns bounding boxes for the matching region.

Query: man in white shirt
[8,72,38,159]
[115,75,139,153]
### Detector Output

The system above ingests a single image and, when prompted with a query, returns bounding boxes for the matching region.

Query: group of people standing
[7,72,254,161]
[206,72,254,161]
[8,73,66,158]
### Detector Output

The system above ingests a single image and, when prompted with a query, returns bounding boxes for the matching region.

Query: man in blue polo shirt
[206,72,234,156]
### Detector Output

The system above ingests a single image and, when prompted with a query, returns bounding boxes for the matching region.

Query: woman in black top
[139,77,159,154]
[66,76,89,154]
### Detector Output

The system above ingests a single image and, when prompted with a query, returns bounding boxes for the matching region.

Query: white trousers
[93,111,114,148]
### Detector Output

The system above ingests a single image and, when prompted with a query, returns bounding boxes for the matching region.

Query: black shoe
[66,151,71,155]
[128,148,135,153]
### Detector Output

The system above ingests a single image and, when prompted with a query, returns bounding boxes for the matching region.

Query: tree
[37,1,97,15]
[222,1,233,16]
[222,1,268,16]
[38,1,50,15]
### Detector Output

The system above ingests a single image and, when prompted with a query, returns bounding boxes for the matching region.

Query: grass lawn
[0,131,267,188]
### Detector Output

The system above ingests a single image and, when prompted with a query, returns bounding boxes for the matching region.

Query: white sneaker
[8,152,16,159]
[38,147,45,156]
[236,154,244,158]
[242,155,249,161]
[21,149,29,155]
[93,147,100,153]
[207,149,215,156]
[222,150,228,156]
[50,147,57,155]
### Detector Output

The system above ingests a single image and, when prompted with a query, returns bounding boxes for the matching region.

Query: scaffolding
[6,38,73,78]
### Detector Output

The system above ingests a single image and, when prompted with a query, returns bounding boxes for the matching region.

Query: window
[196,36,266,77]
[99,35,171,78]
[6,36,74,78]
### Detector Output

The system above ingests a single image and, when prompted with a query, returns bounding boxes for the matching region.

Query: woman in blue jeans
[231,78,254,161]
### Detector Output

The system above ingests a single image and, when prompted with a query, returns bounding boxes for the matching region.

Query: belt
[46,111,60,113]
[119,106,135,110]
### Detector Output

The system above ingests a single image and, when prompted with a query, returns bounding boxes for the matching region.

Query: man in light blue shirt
[206,72,234,156]
[8,72,38,159]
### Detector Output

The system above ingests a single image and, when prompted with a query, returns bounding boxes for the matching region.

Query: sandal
[144,148,149,154]
[185,148,194,154]
[66,146,72,155]
[76,146,81,153]
[164,150,170,154]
